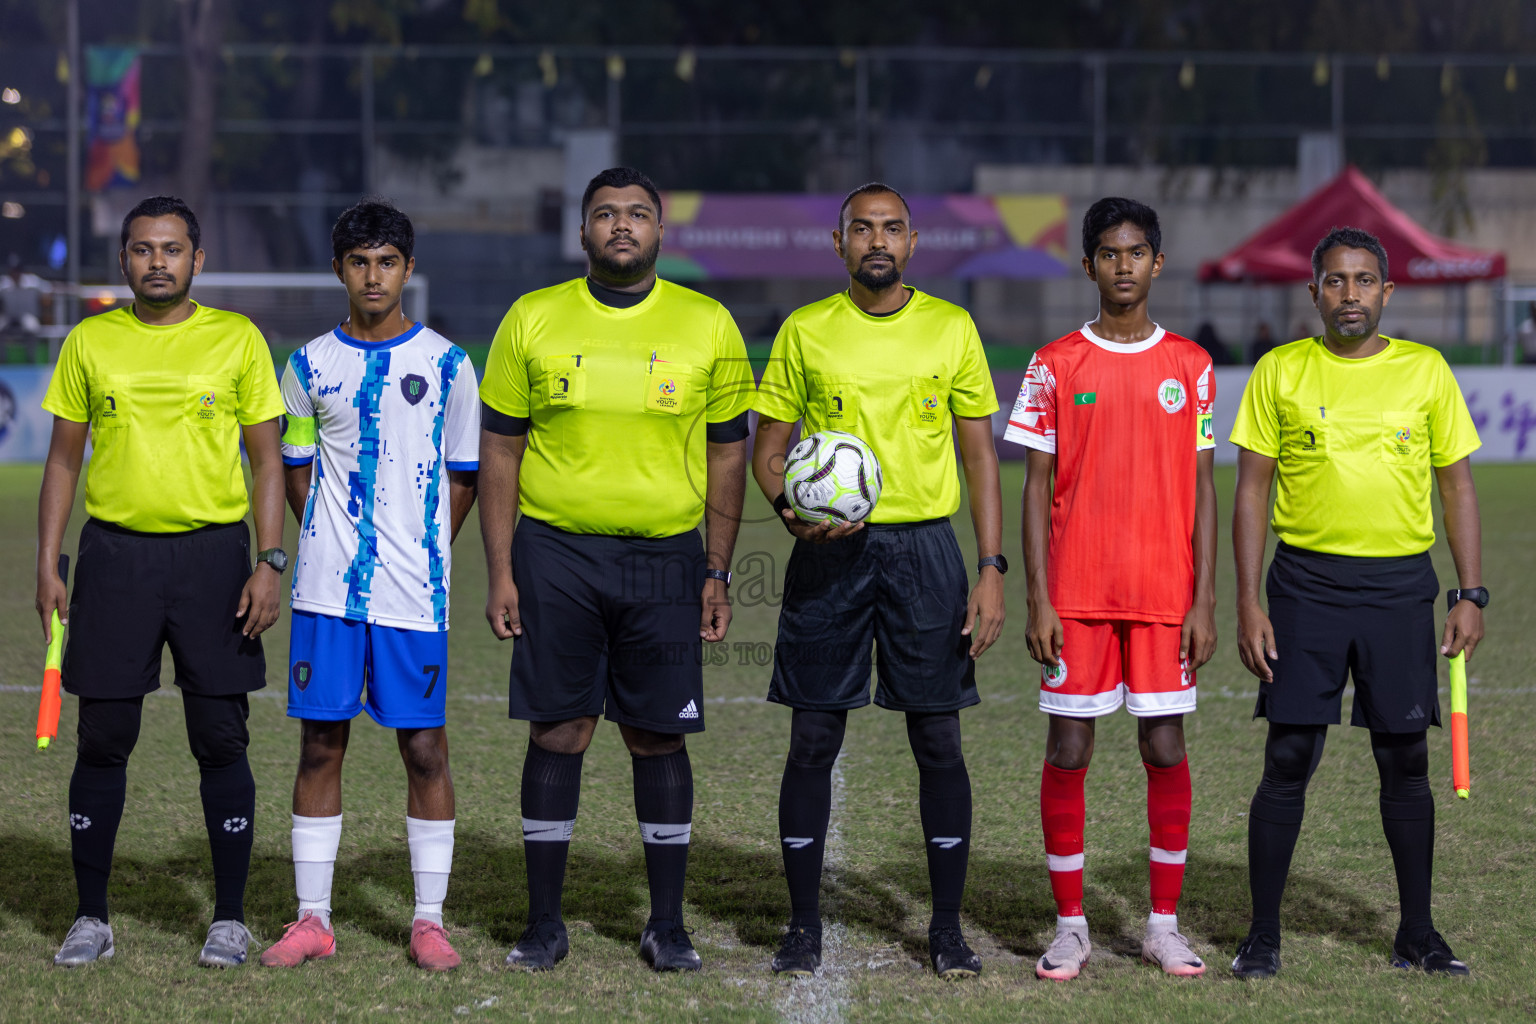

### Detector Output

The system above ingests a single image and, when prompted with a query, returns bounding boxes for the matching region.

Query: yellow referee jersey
[479,278,755,538]
[1229,336,1480,557]
[42,304,284,533]
[754,288,999,523]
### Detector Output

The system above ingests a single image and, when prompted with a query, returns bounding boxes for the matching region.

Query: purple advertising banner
[656,193,1071,280]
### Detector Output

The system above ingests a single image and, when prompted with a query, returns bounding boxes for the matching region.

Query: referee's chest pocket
[809,375,859,427]
[1280,413,1328,461]
[89,373,131,434]
[910,376,952,430]
[186,374,235,430]
[536,356,586,410]
[643,362,699,416]
[1380,410,1430,465]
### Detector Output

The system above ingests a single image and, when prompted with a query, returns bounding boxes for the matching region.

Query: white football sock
[1148,911,1179,935]
[407,816,455,925]
[292,813,342,927]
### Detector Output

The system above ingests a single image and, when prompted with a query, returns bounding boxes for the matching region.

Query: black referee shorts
[1258,542,1440,733]
[767,518,978,714]
[508,517,707,734]
[63,518,267,699]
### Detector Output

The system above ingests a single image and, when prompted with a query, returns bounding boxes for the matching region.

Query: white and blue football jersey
[280,323,479,631]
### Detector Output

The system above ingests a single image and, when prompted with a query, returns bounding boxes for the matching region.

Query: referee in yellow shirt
[478,168,754,973]
[752,184,1005,979]
[36,196,287,968]
[1227,227,1484,980]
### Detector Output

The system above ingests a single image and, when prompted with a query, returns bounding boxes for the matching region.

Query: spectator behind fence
[1194,322,1236,365]
[1248,322,1276,364]
[1,254,53,360]
[1518,302,1536,365]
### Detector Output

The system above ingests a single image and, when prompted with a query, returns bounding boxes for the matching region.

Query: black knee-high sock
[185,693,255,924]
[69,762,128,922]
[520,740,584,923]
[779,710,846,926]
[908,713,970,930]
[70,697,144,923]
[633,746,693,925]
[1247,723,1327,939]
[199,758,256,923]
[1372,730,1435,940]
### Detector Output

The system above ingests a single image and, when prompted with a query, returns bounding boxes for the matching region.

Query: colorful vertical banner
[85,47,141,192]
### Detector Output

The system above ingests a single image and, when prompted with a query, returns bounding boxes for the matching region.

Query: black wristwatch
[256,547,289,574]
[704,568,732,586]
[978,554,1009,576]
[1447,587,1489,609]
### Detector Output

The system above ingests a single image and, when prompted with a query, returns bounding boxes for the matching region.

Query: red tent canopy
[1198,165,1505,285]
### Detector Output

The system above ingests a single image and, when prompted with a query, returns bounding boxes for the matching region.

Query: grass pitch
[1,461,1533,1023]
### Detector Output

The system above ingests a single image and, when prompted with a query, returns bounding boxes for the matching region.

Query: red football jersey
[1005,324,1214,624]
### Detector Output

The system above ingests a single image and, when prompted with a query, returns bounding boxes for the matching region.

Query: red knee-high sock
[1145,757,1192,917]
[1041,761,1087,918]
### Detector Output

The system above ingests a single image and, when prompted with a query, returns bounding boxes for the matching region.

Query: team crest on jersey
[1157,378,1187,413]
[400,373,428,406]
[1042,658,1068,688]
[292,661,312,691]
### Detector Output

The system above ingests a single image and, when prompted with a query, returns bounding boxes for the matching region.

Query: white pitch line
[775,752,850,1024]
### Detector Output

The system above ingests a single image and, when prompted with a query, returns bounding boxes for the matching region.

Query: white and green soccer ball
[783,430,883,525]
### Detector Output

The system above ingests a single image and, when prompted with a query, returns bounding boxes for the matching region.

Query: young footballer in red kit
[1008,197,1217,981]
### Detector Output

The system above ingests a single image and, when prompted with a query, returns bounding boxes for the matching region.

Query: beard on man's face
[852,254,901,291]
[134,272,190,308]
[1328,304,1379,339]
[585,233,661,285]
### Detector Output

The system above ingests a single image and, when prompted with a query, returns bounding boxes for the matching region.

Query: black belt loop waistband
[1275,540,1431,569]
[862,517,950,533]
[89,517,246,539]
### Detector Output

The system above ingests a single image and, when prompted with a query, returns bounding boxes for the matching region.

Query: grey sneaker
[1142,929,1206,977]
[1035,925,1091,981]
[54,916,114,967]
[198,919,253,968]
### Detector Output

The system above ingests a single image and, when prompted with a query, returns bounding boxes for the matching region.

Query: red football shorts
[1039,618,1196,718]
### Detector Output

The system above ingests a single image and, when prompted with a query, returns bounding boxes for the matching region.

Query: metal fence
[5,45,1535,204]
[3,44,1534,345]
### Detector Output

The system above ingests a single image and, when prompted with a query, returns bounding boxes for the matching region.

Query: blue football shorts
[287,610,450,729]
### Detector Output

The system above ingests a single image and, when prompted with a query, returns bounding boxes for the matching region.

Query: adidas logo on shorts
[678,700,700,720]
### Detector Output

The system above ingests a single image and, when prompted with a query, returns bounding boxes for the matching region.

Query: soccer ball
[783,430,883,525]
